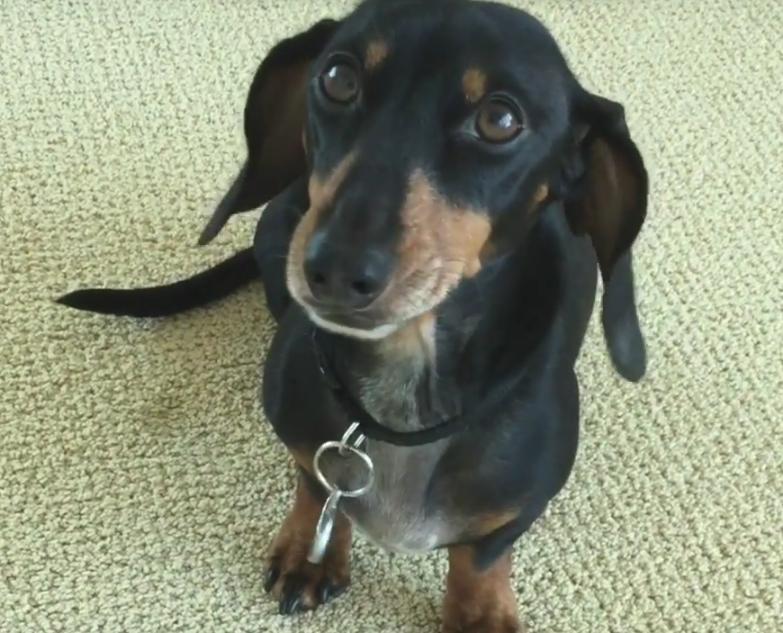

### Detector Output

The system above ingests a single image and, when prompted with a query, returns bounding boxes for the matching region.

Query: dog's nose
[304,238,392,309]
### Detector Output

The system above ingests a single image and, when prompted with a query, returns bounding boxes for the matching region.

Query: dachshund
[58,1,649,630]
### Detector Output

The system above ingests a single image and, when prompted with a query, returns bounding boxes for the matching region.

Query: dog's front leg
[442,545,521,633]
[264,473,352,614]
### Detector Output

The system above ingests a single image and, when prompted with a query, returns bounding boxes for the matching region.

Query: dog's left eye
[476,98,524,143]
[320,62,361,104]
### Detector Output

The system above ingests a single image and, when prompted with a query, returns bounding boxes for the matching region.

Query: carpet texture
[2,1,781,631]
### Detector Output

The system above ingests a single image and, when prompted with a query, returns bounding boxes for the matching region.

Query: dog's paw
[264,550,350,615]
[442,611,524,633]
[442,581,523,633]
[442,547,524,633]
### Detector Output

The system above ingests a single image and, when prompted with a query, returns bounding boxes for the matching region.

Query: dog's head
[202,0,648,340]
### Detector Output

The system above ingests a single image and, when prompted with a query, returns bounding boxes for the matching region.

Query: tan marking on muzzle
[286,153,357,301]
[398,171,492,282]
[361,171,491,326]
[462,68,487,104]
[365,39,389,71]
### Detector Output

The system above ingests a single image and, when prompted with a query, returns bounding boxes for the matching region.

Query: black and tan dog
[58,1,648,630]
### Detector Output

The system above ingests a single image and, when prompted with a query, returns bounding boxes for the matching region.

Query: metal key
[309,490,343,564]
[308,423,374,564]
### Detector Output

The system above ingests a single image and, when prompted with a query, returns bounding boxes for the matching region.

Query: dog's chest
[323,357,461,553]
[344,440,452,553]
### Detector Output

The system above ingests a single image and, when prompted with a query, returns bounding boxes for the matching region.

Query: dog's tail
[601,251,647,382]
[56,247,258,318]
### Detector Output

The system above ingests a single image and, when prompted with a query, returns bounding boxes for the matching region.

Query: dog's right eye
[475,97,525,144]
[320,62,361,105]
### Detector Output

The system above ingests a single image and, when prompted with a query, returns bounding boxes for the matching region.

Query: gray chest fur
[321,355,463,553]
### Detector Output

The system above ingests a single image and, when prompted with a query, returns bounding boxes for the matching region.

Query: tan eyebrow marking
[365,39,390,71]
[462,68,487,103]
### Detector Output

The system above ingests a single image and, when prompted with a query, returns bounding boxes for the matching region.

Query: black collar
[312,328,474,447]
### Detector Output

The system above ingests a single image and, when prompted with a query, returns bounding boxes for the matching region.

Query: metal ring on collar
[313,440,375,498]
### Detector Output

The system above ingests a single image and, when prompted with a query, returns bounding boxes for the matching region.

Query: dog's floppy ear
[561,89,648,280]
[198,19,340,245]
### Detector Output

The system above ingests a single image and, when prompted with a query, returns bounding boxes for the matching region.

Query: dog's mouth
[288,260,454,340]
[303,307,403,340]
[294,283,413,341]
[290,259,464,341]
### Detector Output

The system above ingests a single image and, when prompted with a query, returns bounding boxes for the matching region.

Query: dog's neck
[324,314,450,433]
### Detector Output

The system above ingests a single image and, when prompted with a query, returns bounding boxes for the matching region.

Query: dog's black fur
[58,1,648,629]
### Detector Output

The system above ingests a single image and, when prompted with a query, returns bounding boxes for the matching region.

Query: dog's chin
[305,309,403,341]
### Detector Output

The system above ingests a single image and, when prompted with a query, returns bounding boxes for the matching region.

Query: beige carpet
[2,0,781,631]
